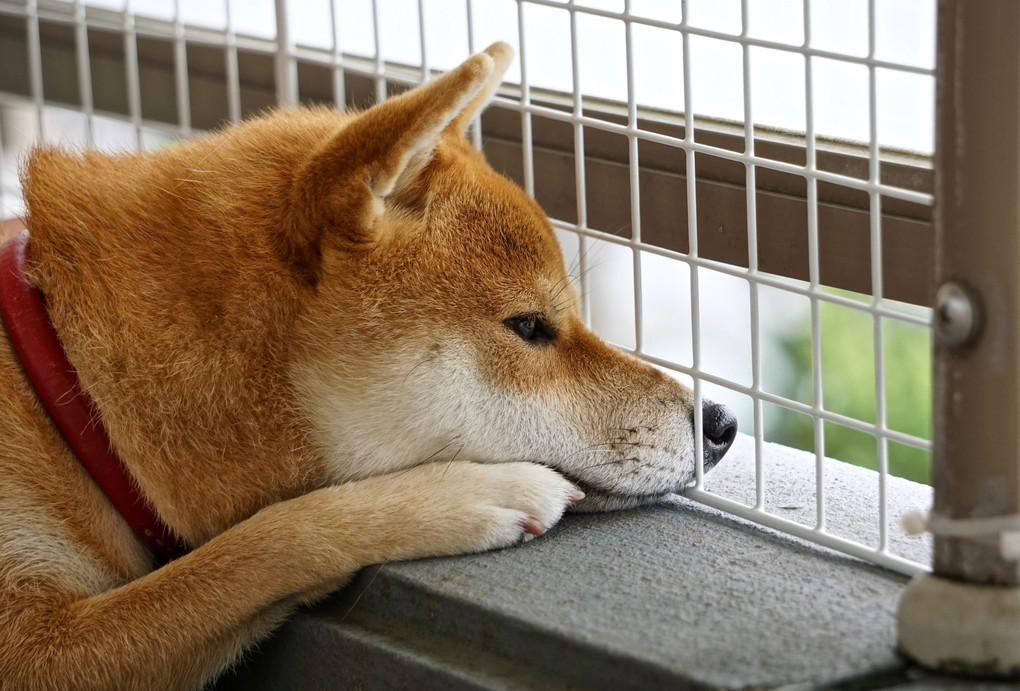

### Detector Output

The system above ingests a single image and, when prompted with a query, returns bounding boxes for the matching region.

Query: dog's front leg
[0,460,578,690]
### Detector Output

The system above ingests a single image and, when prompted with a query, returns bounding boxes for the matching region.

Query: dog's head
[289,44,736,510]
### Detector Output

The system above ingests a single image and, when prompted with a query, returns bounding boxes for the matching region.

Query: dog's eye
[504,314,555,344]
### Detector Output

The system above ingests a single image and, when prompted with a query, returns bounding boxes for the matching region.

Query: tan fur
[0,44,711,689]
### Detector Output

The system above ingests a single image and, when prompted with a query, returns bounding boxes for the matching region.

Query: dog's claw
[521,518,546,536]
[567,483,586,503]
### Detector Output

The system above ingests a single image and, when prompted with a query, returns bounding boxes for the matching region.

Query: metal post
[898,0,1020,677]
[274,0,298,107]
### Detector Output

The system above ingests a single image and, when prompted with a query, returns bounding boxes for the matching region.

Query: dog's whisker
[339,562,388,624]
[439,444,465,482]
[418,436,464,465]
[402,356,434,385]
[573,458,629,471]
[549,274,581,306]
[557,441,629,463]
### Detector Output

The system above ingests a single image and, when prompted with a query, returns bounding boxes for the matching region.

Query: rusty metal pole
[898,0,1020,677]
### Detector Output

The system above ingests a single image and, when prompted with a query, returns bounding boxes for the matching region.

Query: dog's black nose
[703,400,737,470]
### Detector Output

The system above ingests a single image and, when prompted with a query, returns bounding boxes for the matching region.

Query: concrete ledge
[216,435,957,689]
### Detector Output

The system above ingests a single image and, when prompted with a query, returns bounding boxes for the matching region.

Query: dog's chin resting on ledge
[0,41,734,690]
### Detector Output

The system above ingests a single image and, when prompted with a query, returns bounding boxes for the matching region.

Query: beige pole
[898,0,1020,676]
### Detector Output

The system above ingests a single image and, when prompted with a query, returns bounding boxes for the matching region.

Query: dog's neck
[0,231,184,561]
[20,128,330,545]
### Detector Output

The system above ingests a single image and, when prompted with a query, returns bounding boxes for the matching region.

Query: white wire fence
[0,0,935,576]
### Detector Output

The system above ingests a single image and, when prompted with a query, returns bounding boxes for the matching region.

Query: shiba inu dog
[0,43,736,689]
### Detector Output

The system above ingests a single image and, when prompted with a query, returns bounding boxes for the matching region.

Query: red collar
[0,231,184,561]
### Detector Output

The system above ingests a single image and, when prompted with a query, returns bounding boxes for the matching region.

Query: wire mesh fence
[0,0,936,575]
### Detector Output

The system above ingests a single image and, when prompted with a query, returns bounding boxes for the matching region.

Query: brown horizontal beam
[482,127,931,306]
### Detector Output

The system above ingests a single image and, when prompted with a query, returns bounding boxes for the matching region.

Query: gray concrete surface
[216,435,980,690]
[704,433,933,567]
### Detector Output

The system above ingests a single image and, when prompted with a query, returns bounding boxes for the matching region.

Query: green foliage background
[768,293,932,484]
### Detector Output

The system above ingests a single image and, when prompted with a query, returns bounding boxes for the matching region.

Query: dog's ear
[285,48,498,283]
[446,42,514,137]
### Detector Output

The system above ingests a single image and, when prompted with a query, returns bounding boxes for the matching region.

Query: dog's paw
[384,461,584,557]
[246,462,584,588]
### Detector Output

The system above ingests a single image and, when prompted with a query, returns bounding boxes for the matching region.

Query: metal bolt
[935,280,983,348]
